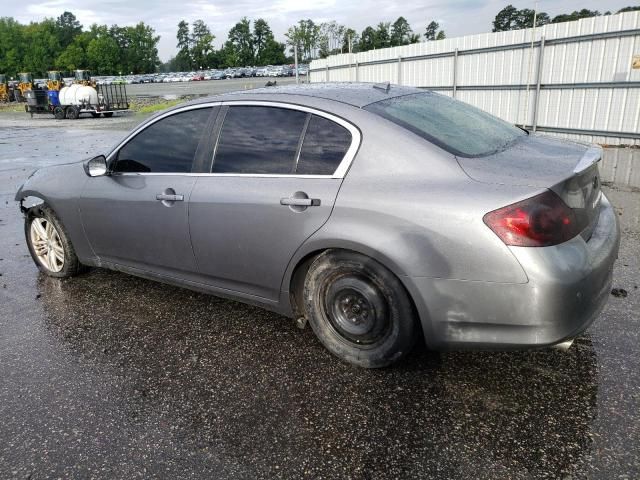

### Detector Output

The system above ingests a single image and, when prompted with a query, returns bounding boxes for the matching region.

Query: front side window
[213,106,307,174]
[364,92,525,157]
[114,107,212,173]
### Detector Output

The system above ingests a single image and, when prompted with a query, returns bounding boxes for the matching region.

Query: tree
[342,28,359,53]
[436,31,446,40]
[286,19,320,61]
[390,17,412,46]
[22,19,61,75]
[227,18,254,65]
[55,11,82,49]
[375,22,391,48]
[359,26,377,52]
[175,20,192,70]
[191,20,215,69]
[618,6,640,13]
[0,17,26,77]
[493,4,550,31]
[253,18,271,61]
[424,21,438,40]
[551,9,601,23]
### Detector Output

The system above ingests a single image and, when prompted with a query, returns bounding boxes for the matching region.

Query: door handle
[156,193,184,202]
[280,197,321,207]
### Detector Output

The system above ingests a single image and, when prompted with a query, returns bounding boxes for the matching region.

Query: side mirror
[84,155,108,177]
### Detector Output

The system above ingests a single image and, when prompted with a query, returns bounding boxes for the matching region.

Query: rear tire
[303,250,417,368]
[25,205,87,278]
[103,112,114,118]
[65,106,79,120]
[90,112,99,118]
[53,106,65,120]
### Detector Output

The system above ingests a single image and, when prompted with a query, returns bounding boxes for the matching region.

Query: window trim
[106,100,362,179]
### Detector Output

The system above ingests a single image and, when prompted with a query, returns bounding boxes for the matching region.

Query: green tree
[0,17,26,78]
[359,26,377,51]
[22,19,61,75]
[55,11,82,49]
[285,19,320,61]
[390,17,412,46]
[618,6,640,12]
[375,22,391,48]
[227,17,254,65]
[342,28,359,53]
[191,20,215,69]
[493,4,550,31]
[86,27,120,74]
[253,19,271,61]
[551,9,602,23]
[175,20,192,70]
[425,21,445,40]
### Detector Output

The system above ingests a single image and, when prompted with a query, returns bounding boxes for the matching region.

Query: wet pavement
[1,123,639,479]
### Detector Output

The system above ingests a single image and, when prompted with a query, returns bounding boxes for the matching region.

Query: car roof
[186,82,423,109]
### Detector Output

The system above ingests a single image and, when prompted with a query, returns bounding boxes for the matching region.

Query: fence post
[398,57,402,85]
[532,36,545,133]
[325,65,329,82]
[355,60,359,82]
[452,48,459,98]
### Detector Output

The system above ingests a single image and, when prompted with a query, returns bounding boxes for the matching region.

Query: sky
[7,0,639,61]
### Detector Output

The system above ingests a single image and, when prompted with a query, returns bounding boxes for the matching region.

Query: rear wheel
[53,106,65,120]
[303,250,417,368]
[103,112,114,118]
[65,106,79,120]
[90,112,99,118]
[25,205,87,278]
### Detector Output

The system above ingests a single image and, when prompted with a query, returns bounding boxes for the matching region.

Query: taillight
[483,190,584,247]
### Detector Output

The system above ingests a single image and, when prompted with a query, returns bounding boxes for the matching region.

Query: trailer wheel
[66,106,79,120]
[90,112,99,118]
[54,106,65,120]
[103,112,114,118]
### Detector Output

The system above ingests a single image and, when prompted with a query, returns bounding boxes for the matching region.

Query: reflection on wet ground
[1,126,639,478]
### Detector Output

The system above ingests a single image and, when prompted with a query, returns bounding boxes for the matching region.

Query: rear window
[364,92,525,157]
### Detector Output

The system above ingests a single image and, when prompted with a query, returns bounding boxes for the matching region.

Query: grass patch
[131,98,184,114]
[0,103,26,113]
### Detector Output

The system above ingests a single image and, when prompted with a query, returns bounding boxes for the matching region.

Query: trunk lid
[457,135,603,241]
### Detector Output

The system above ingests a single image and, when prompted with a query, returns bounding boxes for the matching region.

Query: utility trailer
[25,83,130,119]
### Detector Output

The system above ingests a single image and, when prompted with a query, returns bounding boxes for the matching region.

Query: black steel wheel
[65,106,79,120]
[103,112,114,118]
[303,250,417,368]
[53,106,65,120]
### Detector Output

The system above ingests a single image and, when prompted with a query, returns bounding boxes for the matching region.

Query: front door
[80,106,213,276]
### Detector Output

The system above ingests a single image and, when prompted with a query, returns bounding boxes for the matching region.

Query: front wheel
[303,250,417,368]
[25,205,86,278]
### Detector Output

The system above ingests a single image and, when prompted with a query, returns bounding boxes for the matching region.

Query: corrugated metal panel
[600,148,640,187]
[310,11,640,146]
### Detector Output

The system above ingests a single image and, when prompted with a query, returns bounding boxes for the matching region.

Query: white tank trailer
[24,82,130,120]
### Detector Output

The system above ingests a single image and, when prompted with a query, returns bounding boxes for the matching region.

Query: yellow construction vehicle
[47,71,63,91]
[74,69,96,87]
[0,74,8,102]
[17,72,33,101]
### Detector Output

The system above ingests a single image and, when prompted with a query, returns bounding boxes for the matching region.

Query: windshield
[364,92,525,157]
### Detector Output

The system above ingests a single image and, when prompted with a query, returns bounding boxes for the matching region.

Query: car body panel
[79,174,198,276]
[15,83,621,351]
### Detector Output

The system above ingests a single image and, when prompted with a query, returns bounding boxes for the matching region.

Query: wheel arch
[283,242,430,343]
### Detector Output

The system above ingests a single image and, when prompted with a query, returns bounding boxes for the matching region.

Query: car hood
[456,134,591,187]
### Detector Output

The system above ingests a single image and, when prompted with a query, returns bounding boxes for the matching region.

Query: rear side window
[364,92,525,157]
[213,106,307,174]
[297,115,351,175]
[115,107,211,173]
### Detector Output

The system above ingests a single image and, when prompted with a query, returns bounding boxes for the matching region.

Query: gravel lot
[0,114,639,479]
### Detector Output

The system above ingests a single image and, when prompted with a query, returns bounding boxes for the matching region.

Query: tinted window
[296,115,351,175]
[115,108,211,173]
[364,92,525,157]
[213,106,307,174]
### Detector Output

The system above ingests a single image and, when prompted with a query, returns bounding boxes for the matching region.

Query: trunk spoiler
[573,145,603,174]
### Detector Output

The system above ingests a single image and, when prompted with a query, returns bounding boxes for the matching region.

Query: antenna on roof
[372,82,391,93]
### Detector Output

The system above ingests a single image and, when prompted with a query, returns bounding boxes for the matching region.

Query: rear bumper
[411,193,620,349]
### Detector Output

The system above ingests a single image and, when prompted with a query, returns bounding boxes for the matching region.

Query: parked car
[15,83,620,368]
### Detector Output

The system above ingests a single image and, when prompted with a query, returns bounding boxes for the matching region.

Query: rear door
[189,103,359,300]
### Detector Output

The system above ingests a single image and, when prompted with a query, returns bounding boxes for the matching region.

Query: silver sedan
[15,83,620,368]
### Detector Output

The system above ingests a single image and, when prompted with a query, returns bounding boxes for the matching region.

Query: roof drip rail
[372,82,391,93]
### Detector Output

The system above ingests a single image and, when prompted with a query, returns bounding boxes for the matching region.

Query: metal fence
[309,11,640,146]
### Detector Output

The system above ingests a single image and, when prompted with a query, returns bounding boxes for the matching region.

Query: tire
[65,106,79,120]
[53,106,65,120]
[25,205,87,278]
[90,112,99,118]
[303,250,417,368]
[103,112,114,118]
